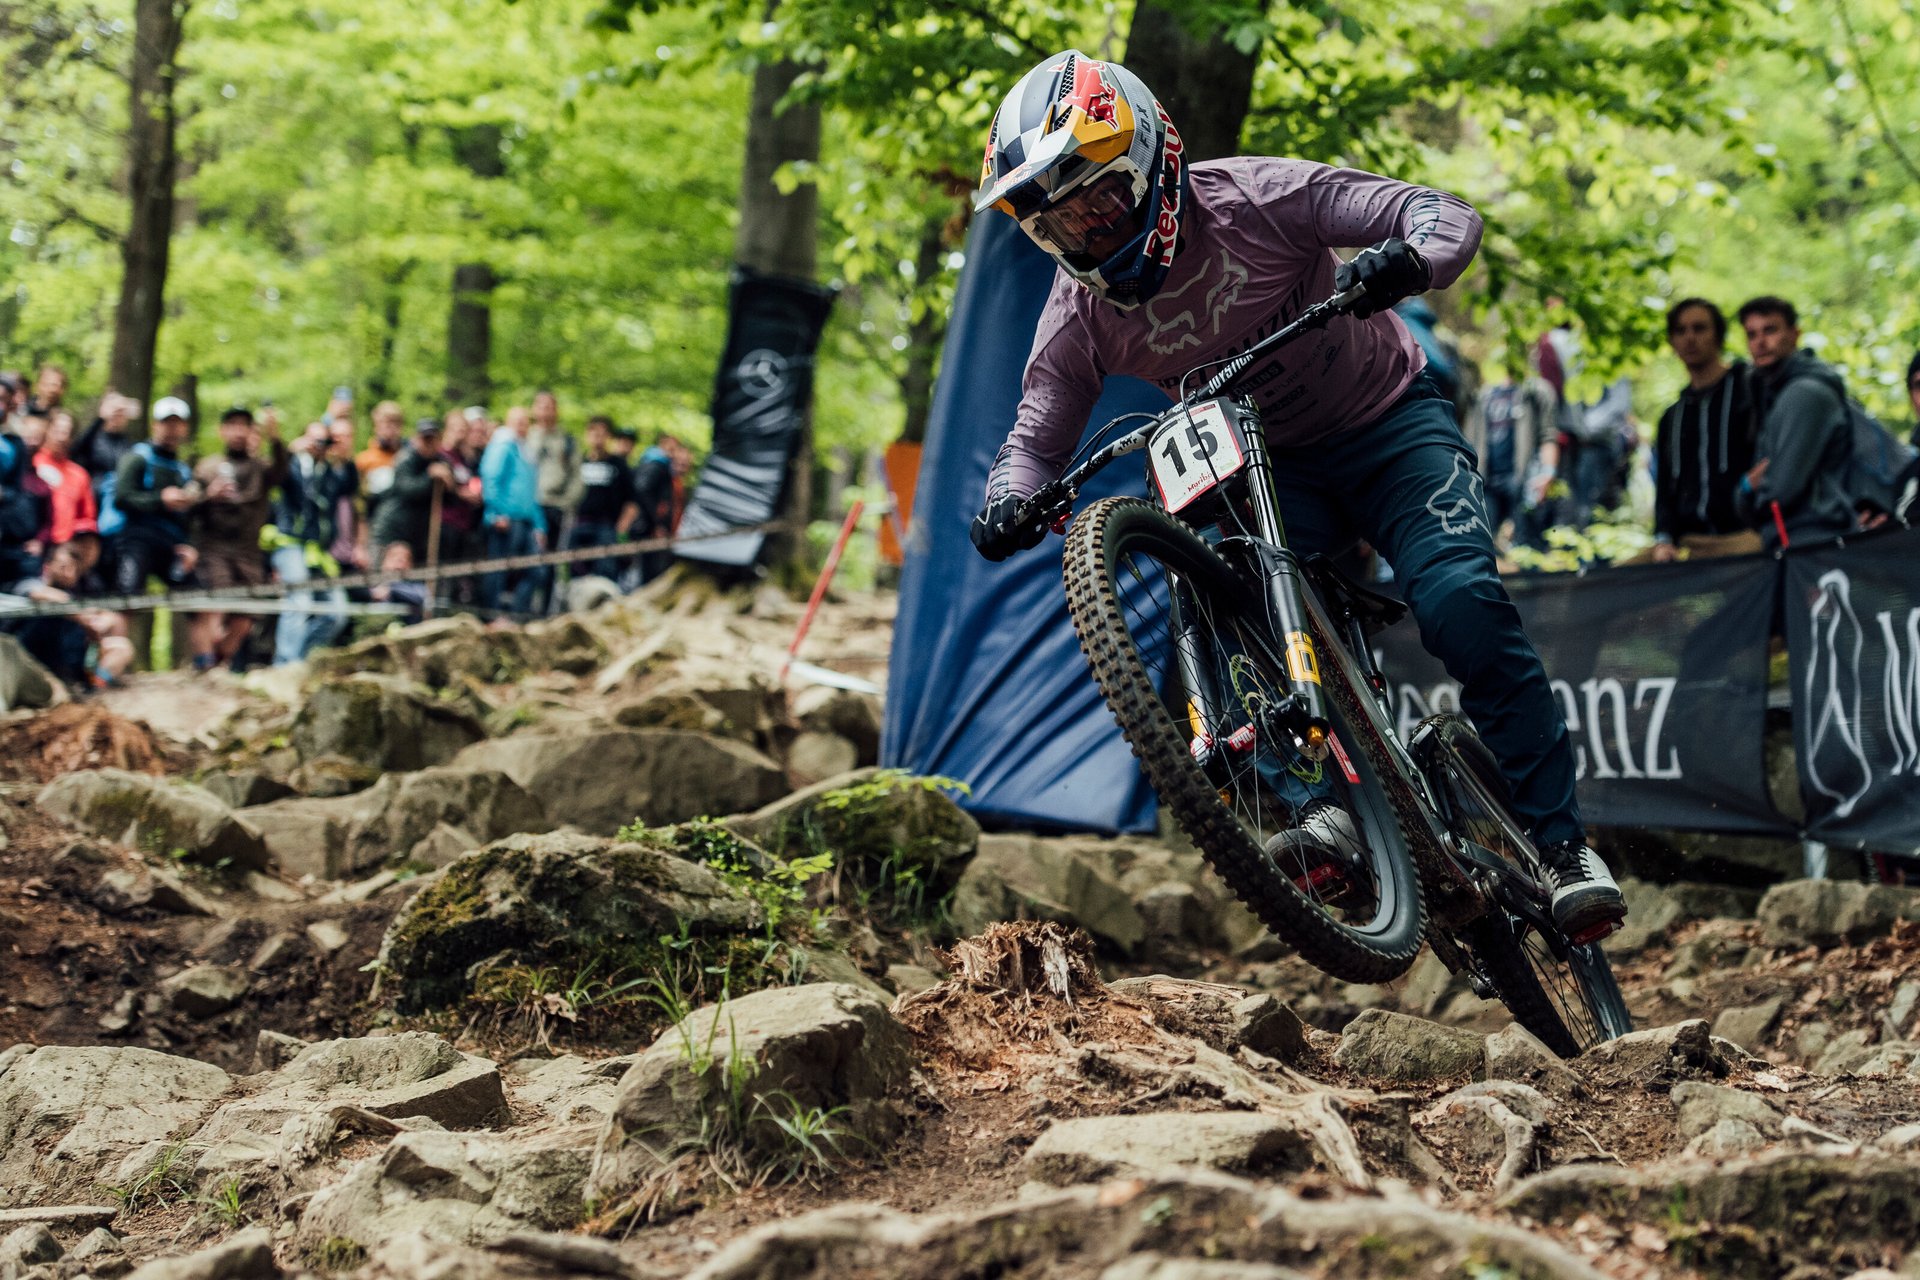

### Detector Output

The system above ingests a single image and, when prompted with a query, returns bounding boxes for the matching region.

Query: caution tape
[0,520,798,619]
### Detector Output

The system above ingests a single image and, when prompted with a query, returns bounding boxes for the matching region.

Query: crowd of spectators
[1464,297,1920,561]
[0,374,692,691]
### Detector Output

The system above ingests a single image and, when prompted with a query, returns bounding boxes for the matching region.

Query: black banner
[1784,526,1920,853]
[675,267,837,568]
[1375,555,1793,835]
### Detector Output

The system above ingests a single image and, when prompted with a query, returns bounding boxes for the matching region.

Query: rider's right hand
[970,494,1047,562]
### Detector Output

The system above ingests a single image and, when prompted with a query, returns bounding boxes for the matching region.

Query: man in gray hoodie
[1732,296,1856,549]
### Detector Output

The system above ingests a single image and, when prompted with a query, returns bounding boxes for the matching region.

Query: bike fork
[1238,416,1333,760]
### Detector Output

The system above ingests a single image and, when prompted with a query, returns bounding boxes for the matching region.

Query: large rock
[0,631,63,712]
[311,614,526,688]
[125,1226,278,1279]
[161,965,250,1018]
[1333,1009,1485,1084]
[376,830,760,1012]
[450,729,786,836]
[0,1047,232,1206]
[1671,1081,1782,1144]
[726,768,979,891]
[1576,1019,1731,1084]
[244,766,550,880]
[950,833,1144,953]
[791,687,883,766]
[682,1175,1603,1280]
[290,673,488,773]
[1757,879,1920,949]
[1023,1112,1312,1186]
[192,1034,506,1173]
[1500,1151,1920,1273]
[294,1127,594,1255]
[587,983,911,1203]
[38,769,270,871]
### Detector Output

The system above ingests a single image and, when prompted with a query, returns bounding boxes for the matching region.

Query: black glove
[970,494,1045,562]
[1334,238,1432,319]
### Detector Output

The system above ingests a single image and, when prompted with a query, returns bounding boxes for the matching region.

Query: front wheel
[1062,497,1426,982]
[1418,716,1631,1055]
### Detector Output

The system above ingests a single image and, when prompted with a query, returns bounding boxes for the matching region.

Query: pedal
[1568,919,1622,947]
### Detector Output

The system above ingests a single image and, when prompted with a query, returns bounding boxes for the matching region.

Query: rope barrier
[0,519,798,619]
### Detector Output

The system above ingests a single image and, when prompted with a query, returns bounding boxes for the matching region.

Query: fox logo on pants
[1425,453,1487,538]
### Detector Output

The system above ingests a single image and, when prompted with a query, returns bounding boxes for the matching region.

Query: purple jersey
[987,157,1484,501]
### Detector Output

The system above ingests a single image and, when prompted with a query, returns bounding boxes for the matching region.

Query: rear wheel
[1062,497,1425,982]
[1419,716,1631,1055]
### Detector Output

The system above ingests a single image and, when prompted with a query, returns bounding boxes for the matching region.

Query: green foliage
[196,1175,252,1229]
[100,1142,195,1216]
[1505,509,1655,573]
[312,1238,367,1272]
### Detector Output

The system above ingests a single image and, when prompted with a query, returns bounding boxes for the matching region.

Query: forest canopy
[0,0,1915,450]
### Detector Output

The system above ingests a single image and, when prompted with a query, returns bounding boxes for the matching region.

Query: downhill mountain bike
[1005,284,1631,1055]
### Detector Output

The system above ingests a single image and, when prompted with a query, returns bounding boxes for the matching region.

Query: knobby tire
[1061,497,1425,982]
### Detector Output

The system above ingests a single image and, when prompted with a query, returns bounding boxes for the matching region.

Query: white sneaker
[1538,841,1626,941]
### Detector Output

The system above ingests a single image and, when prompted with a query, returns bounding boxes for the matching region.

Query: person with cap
[370,416,454,565]
[107,395,200,600]
[565,415,637,582]
[188,405,288,672]
[266,420,355,665]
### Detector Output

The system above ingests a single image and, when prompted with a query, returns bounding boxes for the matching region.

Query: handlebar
[1009,283,1368,534]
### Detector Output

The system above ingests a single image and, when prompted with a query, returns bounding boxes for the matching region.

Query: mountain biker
[966,50,1625,941]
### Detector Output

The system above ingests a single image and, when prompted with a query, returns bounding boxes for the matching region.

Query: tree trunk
[1123,1,1259,163]
[736,59,819,281]
[736,57,821,572]
[898,212,949,445]
[446,124,503,407]
[106,0,187,436]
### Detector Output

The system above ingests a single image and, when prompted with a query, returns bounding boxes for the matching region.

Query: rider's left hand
[1335,239,1432,319]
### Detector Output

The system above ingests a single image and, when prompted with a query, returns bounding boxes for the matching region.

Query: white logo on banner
[1388,661,1681,783]
[1801,568,1920,817]
[737,349,789,400]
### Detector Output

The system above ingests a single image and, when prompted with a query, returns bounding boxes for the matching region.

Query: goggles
[1020,171,1139,257]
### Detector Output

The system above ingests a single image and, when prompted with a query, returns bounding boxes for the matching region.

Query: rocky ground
[2,570,1919,1279]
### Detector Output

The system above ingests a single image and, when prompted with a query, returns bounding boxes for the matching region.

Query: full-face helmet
[975,51,1189,309]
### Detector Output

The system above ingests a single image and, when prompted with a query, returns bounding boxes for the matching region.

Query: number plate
[1148,399,1247,513]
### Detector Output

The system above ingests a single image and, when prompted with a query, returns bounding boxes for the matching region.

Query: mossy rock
[376,829,764,1014]
[725,768,979,890]
[290,674,487,773]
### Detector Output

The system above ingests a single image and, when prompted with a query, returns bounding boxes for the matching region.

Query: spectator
[1732,296,1856,549]
[566,415,636,580]
[326,418,364,571]
[26,363,66,416]
[269,422,354,665]
[0,372,20,426]
[370,417,453,563]
[530,390,582,542]
[356,400,405,532]
[72,392,138,484]
[189,406,287,672]
[1,540,133,689]
[0,412,48,583]
[607,425,636,464]
[629,433,680,585]
[33,410,99,545]
[1907,349,1920,449]
[1465,355,1555,541]
[479,406,547,615]
[107,396,200,596]
[1650,298,1763,562]
[370,540,429,626]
